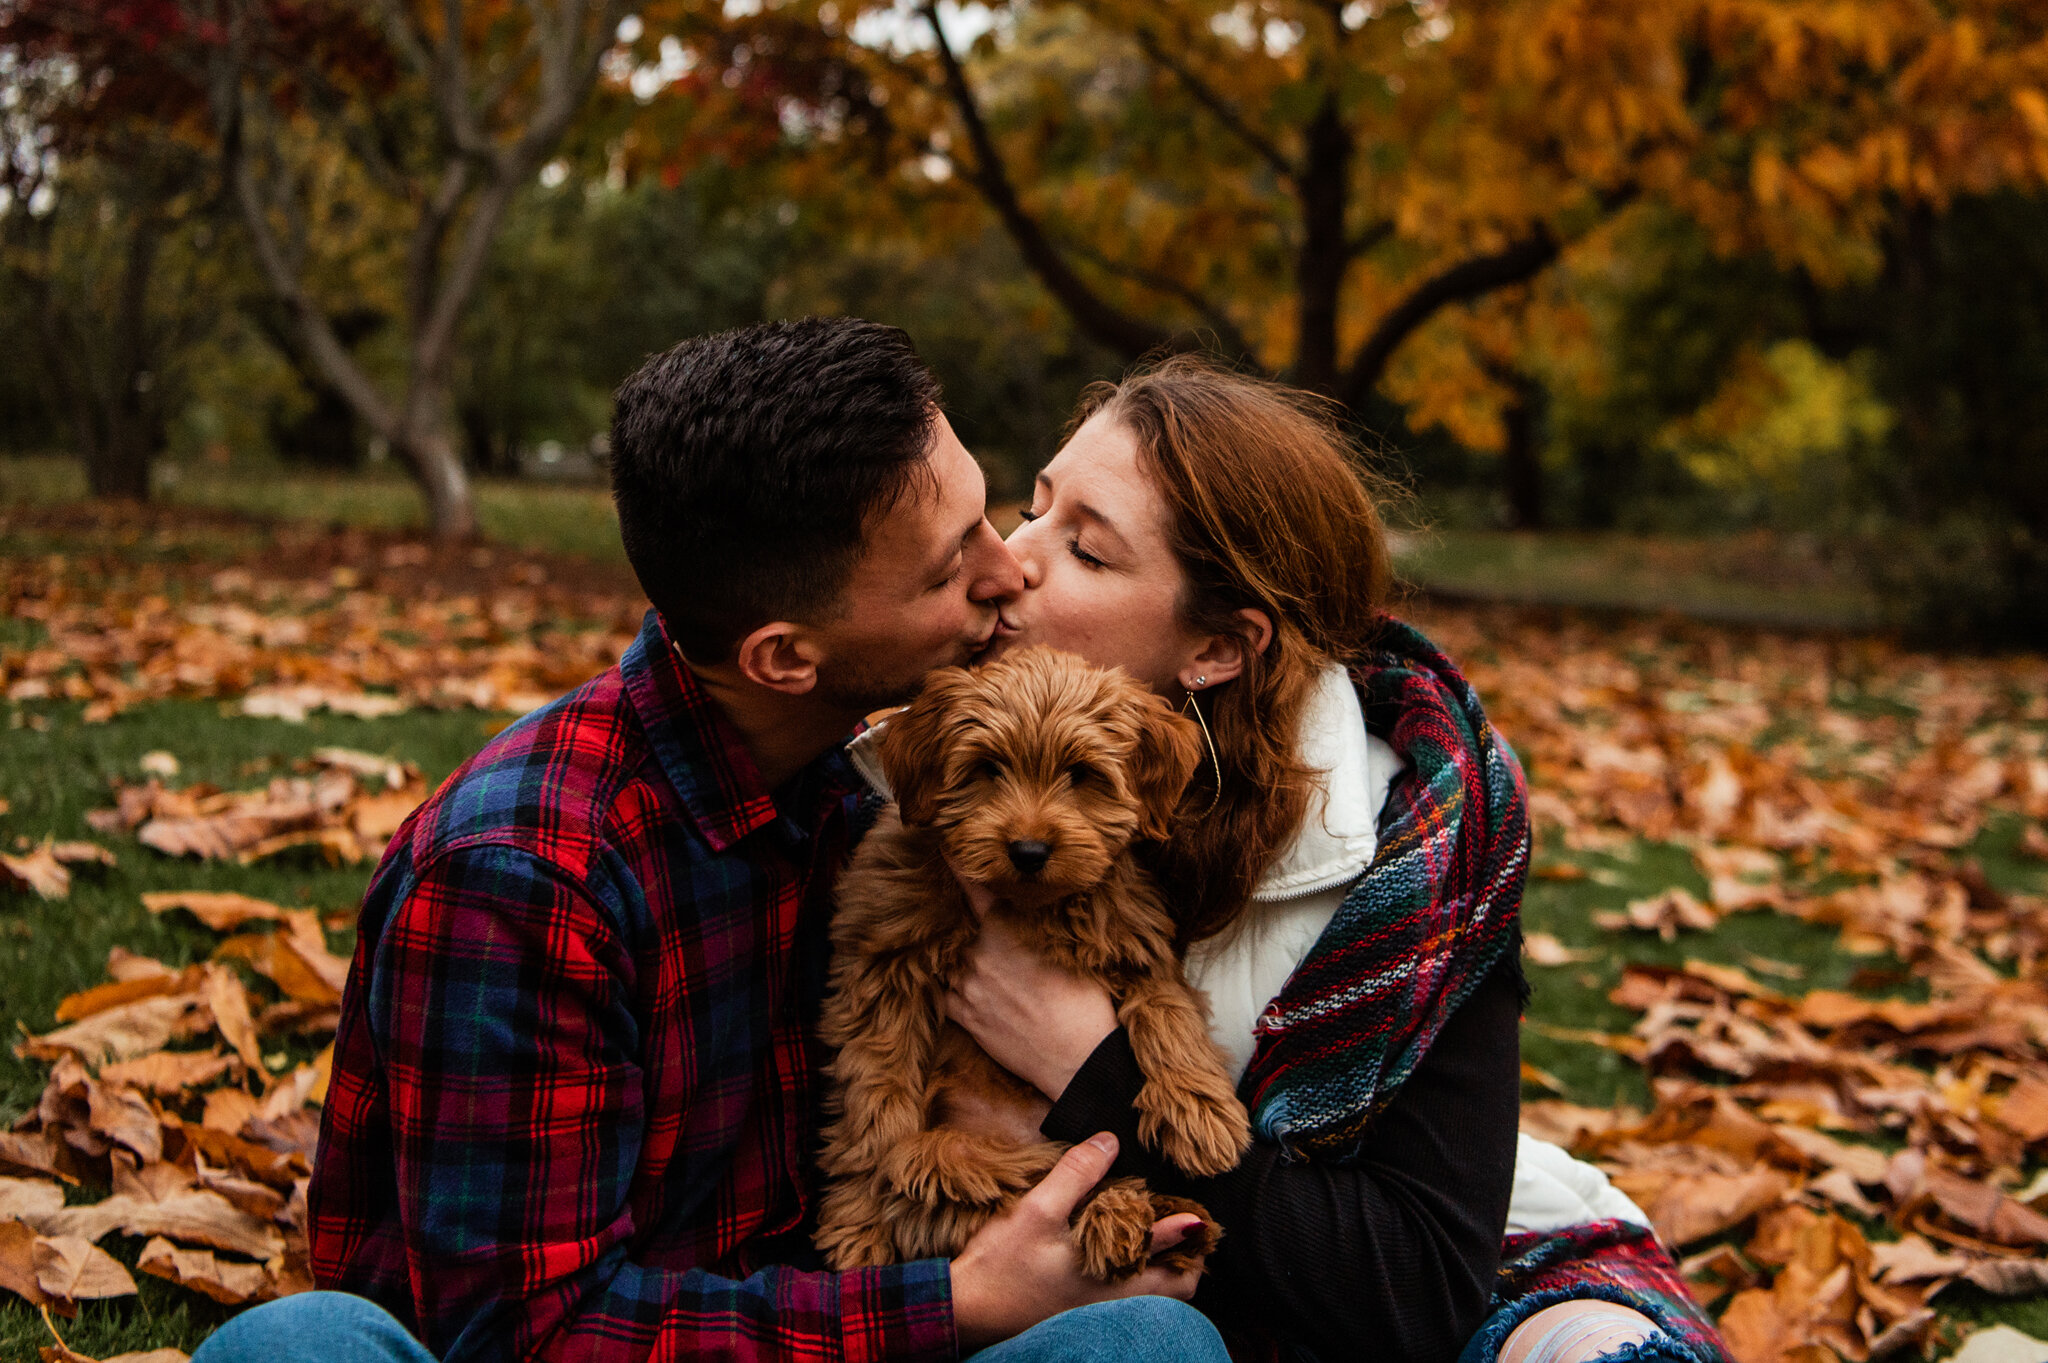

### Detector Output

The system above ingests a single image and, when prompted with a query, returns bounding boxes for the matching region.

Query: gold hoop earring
[1182,686,1221,818]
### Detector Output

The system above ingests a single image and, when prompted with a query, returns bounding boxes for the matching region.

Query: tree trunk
[1500,375,1545,529]
[394,380,477,538]
[1292,97,1351,396]
[85,202,165,502]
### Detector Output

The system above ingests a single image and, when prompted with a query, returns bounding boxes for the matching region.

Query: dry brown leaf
[139,891,288,932]
[1959,1257,2048,1296]
[97,1049,235,1096]
[105,948,176,982]
[0,1131,76,1183]
[54,967,204,1024]
[135,1235,275,1305]
[2019,824,2048,862]
[1623,1165,1792,1249]
[203,964,265,1074]
[34,1234,138,1302]
[1595,887,1718,941]
[0,1219,54,1309]
[0,1176,66,1224]
[1523,931,1600,966]
[1921,1164,2048,1248]
[40,1184,286,1260]
[1993,1074,2048,1143]
[1519,1101,1643,1150]
[48,842,116,869]
[1,845,71,900]
[200,1088,261,1135]
[16,992,211,1066]
[83,1079,162,1164]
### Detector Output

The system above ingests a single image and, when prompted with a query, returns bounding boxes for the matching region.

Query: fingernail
[1086,1133,1118,1156]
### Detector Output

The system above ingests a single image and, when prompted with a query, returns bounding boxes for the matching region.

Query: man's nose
[967,519,1025,602]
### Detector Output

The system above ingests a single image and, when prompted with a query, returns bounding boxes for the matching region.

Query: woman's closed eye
[1067,539,1106,569]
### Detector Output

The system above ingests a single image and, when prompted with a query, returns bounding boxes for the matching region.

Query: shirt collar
[619,610,860,852]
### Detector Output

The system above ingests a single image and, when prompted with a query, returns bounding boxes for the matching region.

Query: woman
[947,358,1728,1363]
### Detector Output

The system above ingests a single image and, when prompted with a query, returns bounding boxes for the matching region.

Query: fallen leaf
[1595,887,1718,941]
[97,1049,236,1096]
[135,1236,275,1305]
[203,964,265,1074]
[34,1234,138,1302]
[0,1219,53,1309]
[200,1088,261,1135]
[1615,1163,1792,1248]
[1521,1060,1567,1093]
[0,1176,66,1224]
[1523,931,1600,966]
[1,845,70,900]
[138,751,180,778]
[54,967,204,1023]
[139,891,288,932]
[40,1184,285,1260]
[1994,1074,2048,1143]
[16,992,212,1066]
[1942,1325,2048,1363]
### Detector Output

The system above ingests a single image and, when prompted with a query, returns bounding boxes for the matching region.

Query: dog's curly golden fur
[814,647,1252,1281]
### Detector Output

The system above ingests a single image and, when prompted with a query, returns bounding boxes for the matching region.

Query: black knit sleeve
[1042,959,1522,1363]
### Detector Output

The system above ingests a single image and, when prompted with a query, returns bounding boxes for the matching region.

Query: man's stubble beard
[811,643,971,714]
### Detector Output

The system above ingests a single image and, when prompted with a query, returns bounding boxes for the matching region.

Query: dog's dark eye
[1068,764,1104,788]
[976,759,1004,782]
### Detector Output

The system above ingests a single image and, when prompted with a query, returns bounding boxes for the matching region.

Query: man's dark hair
[609,318,942,662]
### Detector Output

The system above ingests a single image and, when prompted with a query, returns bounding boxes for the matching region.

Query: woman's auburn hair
[1070,354,1397,947]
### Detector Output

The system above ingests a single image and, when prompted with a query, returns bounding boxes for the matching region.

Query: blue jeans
[191,1290,1230,1363]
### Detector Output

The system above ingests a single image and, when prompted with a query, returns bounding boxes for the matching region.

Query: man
[192,319,1226,1362]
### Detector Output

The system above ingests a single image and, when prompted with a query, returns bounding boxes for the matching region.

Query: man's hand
[949,1134,1207,1349]
[946,911,1118,1100]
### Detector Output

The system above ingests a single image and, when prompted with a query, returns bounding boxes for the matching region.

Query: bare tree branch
[919,0,1175,361]
[1121,19,1297,184]
[1058,237,1257,360]
[1337,228,1561,410]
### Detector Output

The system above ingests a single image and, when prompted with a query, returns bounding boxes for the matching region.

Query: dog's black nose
[1006,839,1052,875]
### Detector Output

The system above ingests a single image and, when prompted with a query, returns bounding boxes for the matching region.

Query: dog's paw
[1136,1080,1252,1178]
[1146,1193,1222,1276]
[1068,1178,1156,1283]
[881,1131,1044,1207]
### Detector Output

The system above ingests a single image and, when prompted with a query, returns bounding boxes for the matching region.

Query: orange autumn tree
[690,0,2048,448]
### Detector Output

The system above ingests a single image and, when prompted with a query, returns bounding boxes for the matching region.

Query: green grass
[0,455,625,565]
[1393,527,1882,630]
[0,699,521,1356]
[11,457,1883,625]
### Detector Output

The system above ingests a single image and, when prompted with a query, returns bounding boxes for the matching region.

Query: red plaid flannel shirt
[309,610,956,1362]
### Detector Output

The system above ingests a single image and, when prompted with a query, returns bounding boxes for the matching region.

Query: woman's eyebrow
[1035,471,1128,547]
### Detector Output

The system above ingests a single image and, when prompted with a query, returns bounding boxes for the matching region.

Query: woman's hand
[946,904,1118,1101]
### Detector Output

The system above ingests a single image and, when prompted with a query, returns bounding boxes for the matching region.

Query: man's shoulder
[399,664,661,879]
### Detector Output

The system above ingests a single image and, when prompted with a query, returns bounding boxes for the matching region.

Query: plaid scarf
[1234,620,1728,1363]
[1241,619,1531,1161]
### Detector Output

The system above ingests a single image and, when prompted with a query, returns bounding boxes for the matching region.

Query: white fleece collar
[1250,662,1391,902]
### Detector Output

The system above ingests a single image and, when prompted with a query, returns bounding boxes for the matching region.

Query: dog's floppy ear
[876,668,978,825]
[1128,695,1203,841]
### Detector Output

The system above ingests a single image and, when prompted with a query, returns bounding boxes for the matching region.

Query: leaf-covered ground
[2,501,2045,1362]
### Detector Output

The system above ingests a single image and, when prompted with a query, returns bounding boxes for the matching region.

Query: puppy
[814,646,1252,1281]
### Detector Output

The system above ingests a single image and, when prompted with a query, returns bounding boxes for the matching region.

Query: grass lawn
[4,455,1882,628]
[3,481,2044,1358]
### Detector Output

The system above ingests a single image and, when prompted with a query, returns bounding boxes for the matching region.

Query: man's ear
[1128,696,1203,840]
[734,622,820,696]
[1178,607,1274,691]
[876,669,976,825]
